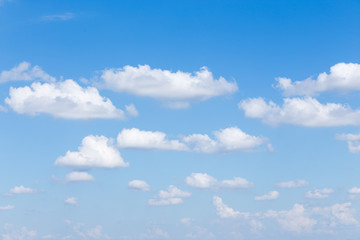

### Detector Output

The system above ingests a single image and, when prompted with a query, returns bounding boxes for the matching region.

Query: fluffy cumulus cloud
[100,65,238,107]
[117,128,188,151]
[117,127,269,153]
[264,204,317,233]
[336,133,360,153]
[148,185,191,206]
[55,135,129,169]
[275,63,360,96]
[0,62,55,83]
[255,191,279,201]
[306,188,334,199]
[312,202,358,227]
[185,173,253,190]
[65,197,78,206]
[276,179,309,188]
[128,180,150,191]
[5,79,126,119]
[213,196,241,218]
[239,97,360,127]
[65,171,95,182]
[6,185,37,196]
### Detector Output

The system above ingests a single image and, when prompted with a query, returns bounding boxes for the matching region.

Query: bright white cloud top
[117,127,269,153]
[213,196,241,218]
[5,79,126,119]
[55,135,129,169]
[148,185,191,206]
[65,171,95,182]
[276,63,360,96]
[128,180,150,192]
[0,62,55,83]
[239,97,360,127]
[255,191,279,200]
[306,188,334,199]
[100,65,238,107]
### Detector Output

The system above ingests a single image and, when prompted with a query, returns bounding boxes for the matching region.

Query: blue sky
[1,0,360,239]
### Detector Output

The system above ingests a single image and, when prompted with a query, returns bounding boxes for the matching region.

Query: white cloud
[0,205,14,210]
[0,62,55,83]
[65,197,78,206]
[255,191,279,200]
[128,180,150,191]
[276,179,309,188]
[148,185,191,206]
[68,222,110,240]
[41,12,74,21]
[5,80,125,119]
[65,172,95,182]
[348,187,360,194]
[264,204,317,233]
[306,188,334,199]
[185,173,253,190]
[220,177,254,188]
[185,173,218,189]
[2,225,37,240]
[275,63,360,96]
[213,196,241,218]
[125,104,139,117]
[312,202,358,227]
[117,128,188,151]
[117,127,269,153]
[6,185,37,196]
[100,65,238,106]
[55,135,129,169]
[239,97,360,127]
[336,133,360,153]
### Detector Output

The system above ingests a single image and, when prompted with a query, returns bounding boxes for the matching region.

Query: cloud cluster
[148,185,191,206]
[275,63,360,96]
[100,65,238,107]
[55,135,129,169]
[2,225,37,240]
[306,188,334,199]
[6,80,126,119]
[185,173,253,189]
[0,62,55,83]
[239,97,360,127]
[117,127,269,153]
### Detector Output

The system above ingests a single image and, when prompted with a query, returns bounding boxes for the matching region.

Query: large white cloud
[5,80,126,119]
[117,128,188,151]
[148,185,191,206]
[255,191,279,201]
[185,173,253,190]
[117,127,269,153]
[275,63,360,96]
[55,135,129,169]
[213,196,241,218]
[100,65,238,107]
[239,97,360,127]
[0,62,55,83]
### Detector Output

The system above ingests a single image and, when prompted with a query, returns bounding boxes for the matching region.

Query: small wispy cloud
[41,12,75,21]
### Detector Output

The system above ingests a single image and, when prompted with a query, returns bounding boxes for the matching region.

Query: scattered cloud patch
[0,62,55,83]
[65,172,95,182]
[239,97,360,127]
[220,177,254,188]
[306,188,334,199]
[41,12,75,21]
[336,133,360,153]
[141,226,169,239]
[128,180,150,192]
[148,185,191,206]
[255,191,279,200]
[65,197,78,206]
[275,63,360,96]
[185,173,253,190]
[125,104,139,117]
[2,225,37,240]
[0,205,14,210]
[55,135,129,169]
[348,187,360,194]
[6,185,37,196]
[6,80,125,119]
[118,127,269,153]
[100,65,238,106]
[276,179,309,188]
